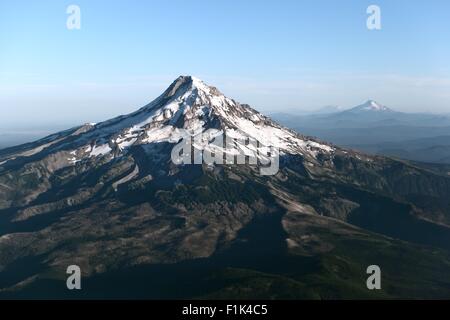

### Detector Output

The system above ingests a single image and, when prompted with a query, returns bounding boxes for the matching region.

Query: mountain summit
[0,75,334,171]
[348,100,392,112]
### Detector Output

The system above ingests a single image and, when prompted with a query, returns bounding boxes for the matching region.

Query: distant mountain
[2,77,450,299]
[273,100,450,127]
[321,100,407,126]
[272,101,450,164]
[345,100,393,113]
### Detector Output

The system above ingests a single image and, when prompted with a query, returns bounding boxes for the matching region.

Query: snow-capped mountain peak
[351,100,391,112]
[0,76,336,171]
[76,76,335,158]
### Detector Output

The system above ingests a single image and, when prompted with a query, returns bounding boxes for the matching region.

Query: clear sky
[1,0,450,128]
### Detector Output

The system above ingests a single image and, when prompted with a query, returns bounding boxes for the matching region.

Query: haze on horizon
[1,0,450,129]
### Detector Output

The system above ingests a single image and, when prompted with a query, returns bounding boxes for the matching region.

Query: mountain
[273,100,450,128]
[270,100,405,131]
[325,100,402,125]
[0,76,333,171]
[271,101,450,165]
[2,76,450,299]
[345,100,393,113]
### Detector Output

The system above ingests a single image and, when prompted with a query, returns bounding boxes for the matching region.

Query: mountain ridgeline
[2,77,450,299]
[272,100,450,165]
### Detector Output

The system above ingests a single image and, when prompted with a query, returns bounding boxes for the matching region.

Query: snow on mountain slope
[349,100,392,112]
[0,76,336,169]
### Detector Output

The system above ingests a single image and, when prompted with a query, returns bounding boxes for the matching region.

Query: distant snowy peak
[350,100,392,112]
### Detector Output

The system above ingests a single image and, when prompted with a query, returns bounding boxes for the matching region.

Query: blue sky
[1,0,450,127]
